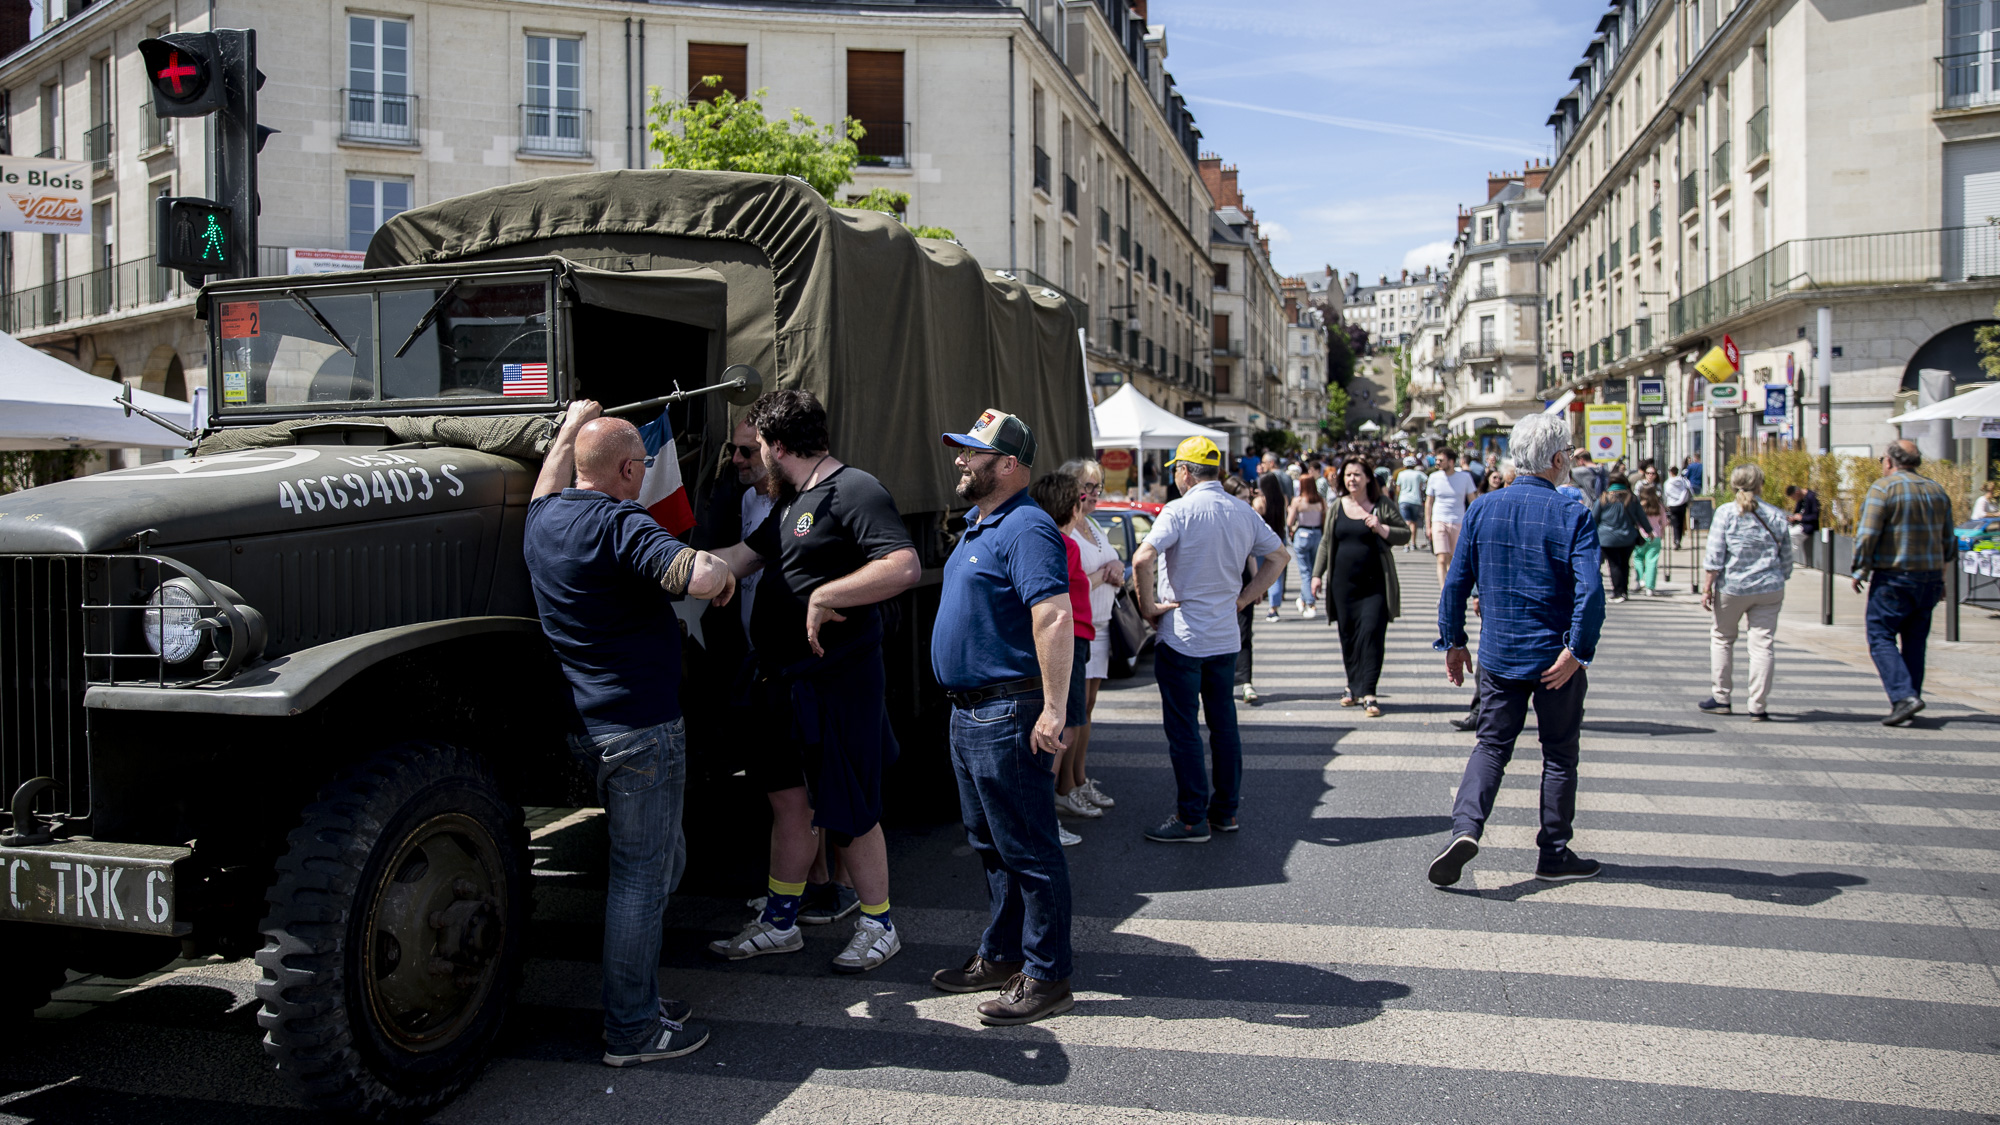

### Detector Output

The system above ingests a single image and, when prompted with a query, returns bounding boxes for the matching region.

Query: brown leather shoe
[931,953,1024,993]
[976,973,1074,1026]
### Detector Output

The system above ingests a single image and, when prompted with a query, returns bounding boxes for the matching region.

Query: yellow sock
[768,877,807,897]
[859,898,891,929]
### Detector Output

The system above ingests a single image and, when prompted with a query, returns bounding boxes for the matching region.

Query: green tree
[1323,383,1350,437]
[1325,318,1356,388]
[1977,294,2000,379]
[841,187,956,241]
[648,77,863,199]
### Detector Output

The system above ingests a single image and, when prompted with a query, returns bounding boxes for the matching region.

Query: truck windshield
[213,274,553,412]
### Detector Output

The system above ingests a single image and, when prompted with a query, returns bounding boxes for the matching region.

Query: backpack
[1597,494,1639,548]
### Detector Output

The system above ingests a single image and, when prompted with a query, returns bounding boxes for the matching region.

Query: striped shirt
[1851,472,1956,577]
[1704,500,1794,596]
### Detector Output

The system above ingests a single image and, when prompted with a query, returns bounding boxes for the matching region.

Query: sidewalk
[1637,547,2000,714]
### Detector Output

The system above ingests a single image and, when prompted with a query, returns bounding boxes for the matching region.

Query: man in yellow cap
[1130,436,1289,842]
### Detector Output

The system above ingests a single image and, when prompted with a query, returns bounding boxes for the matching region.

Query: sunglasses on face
[726,443,757,458]
[1079,484,1102,496]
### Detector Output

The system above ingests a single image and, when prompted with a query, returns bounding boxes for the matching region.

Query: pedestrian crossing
[17,554,2000,1123]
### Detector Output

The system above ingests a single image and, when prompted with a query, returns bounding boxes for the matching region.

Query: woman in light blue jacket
[1698,463,1794,720]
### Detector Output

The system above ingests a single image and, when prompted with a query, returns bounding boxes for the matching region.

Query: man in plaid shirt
[1850,439,1957,726]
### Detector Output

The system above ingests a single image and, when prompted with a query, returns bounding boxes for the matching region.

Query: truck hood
[0,445,531,553]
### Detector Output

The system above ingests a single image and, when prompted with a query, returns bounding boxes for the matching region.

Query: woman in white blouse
[1057,458,1122,816]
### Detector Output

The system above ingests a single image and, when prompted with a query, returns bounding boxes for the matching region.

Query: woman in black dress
[1310,457,1410,717]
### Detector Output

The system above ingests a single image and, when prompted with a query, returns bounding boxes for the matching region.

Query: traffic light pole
[1818,305,1834,626]
[213,29,257,280]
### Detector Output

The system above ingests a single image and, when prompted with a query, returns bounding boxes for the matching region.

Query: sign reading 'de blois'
[0,156,92,235]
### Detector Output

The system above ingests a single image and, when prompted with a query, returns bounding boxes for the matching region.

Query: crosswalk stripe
[1483,786,1999,830]
[1084,750,2000,796]
[1327,727,2000,764]
[1473,823,2000,874]
[513,968,2000,1114]
[1453,869,2000,930]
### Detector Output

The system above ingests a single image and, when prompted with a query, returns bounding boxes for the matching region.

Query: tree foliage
[1977,294,2000,379]
[648,78,862,199]
[1324,383,1350,437]
[840,188,956,241]
[0,450,90,496]
[1324,317,1356,388]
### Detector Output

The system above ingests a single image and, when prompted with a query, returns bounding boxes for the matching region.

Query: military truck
[0,169,1089,1118]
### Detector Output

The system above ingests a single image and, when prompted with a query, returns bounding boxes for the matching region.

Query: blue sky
[1152,0,1609,284]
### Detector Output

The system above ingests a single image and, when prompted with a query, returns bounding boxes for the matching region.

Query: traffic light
[139,29,268,283]
[156,198,233,273]
[138,33,225,118]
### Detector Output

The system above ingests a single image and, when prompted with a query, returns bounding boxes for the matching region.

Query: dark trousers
[1602,545,1635,598]
[1332,589,1388,697]
[949,692,1073,982]
[1154,643,1243,826]
[1450,666,1589,861]
[1865,569,1944,703]
[1668,504,1688,548]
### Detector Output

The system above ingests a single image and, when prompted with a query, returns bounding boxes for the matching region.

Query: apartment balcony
[1669,224,2000,339]
[1649,203,1663,242]
[1610,238,1622,265]
[343,90,419,146]
[855,120,909,166]
[140,101,171,150]
[1939,51,2000,111]
[1616,326,1631,359]
[1117,227,1130,261]
[1746,106,1770,168]
[1472,284,1498,300]
[1096,207,1110,245]
[1637,316,1654,350]
[3,254,196,335]
[1061,174,1078,216]
[1032,145,1051,194]
[1679,171,1700,217]
[1627,222,1639,257]
[84,122,112,175]
[519,104,590,157]
[1711,141,1731,195]
[1212,337,1244,358]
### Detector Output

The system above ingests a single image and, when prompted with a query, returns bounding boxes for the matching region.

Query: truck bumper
[0,840,192,936]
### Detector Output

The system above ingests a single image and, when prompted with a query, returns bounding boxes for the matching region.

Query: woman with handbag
[1698,462,1794,720]
[1594,475,1650,603]
[1309,457,1411,718]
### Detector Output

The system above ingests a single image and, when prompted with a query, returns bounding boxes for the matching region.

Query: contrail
[1185,96,1546,158]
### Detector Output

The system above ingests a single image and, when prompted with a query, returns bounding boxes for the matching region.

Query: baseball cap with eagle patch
[942,408,1038,467]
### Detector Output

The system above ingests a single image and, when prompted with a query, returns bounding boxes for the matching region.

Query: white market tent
[0,329,194,450]
[1892,381,2000,425]
[1090,382,1226,450]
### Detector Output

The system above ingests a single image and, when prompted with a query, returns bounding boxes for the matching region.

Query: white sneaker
[1056,789,1103,819]
[1080,778,1115,808]
[1301,605,1315,619]
[707,918,803,960]
[1058,825,1082,847]
[830,916,901,973]
[1295,596,1306,614]
[1241,683,1259,703]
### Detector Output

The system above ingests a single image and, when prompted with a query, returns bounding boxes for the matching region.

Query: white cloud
[1260,220,1293,245]
[1402,240,1455,274]
[1185,96,1546,158]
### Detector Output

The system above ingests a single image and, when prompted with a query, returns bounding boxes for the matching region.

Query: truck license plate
[0,841,192,936]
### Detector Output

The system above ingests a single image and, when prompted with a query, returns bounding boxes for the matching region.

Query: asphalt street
[5,553,1999,1124]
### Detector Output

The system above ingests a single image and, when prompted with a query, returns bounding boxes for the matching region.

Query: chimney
[1198,155,1245,212]
[1400,269,1409,283]
[1457,210,1471,236]
[1487,170,1518,200]
[1523,162,1551,192]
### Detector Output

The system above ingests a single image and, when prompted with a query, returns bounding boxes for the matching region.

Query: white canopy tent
[0,329,195,450]
[1090,382,1226,450]
[1892,381,2000,426]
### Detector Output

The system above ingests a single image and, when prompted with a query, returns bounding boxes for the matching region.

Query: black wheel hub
[361,813,508,1051]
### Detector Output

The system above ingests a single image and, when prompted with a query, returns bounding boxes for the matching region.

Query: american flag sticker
[501,362,549,397]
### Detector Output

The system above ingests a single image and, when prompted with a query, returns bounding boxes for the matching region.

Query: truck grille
[0,556,90,825]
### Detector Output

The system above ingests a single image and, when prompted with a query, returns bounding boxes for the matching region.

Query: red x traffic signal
[139,33,226,117]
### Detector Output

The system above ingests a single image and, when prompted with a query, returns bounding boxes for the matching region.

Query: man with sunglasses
[524,400,737,1067]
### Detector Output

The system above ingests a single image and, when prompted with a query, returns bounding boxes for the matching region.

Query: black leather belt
[945,676,1043,709]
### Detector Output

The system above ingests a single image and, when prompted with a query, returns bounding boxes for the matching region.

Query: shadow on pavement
[1580,720,1716,737]
[1442,865,1867,907]
[1308,814,1453,848]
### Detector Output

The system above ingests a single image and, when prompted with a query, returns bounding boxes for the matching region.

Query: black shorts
[746,679,808,795]
[755,642,898,843]
[1066,636,1089,727]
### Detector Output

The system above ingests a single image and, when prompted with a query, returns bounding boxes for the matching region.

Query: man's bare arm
[803,548,922,656]
[709,541,766,580]
[532,400,601,499]
[1028,595,1073,754]
[1132,542,1179,622]
[661,548,737,606]
[1236,547,1291,611]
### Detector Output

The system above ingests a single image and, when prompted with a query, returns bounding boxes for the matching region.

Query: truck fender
[82,617,546,718]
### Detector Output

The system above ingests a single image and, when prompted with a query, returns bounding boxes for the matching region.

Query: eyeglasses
[726,443,756,458]
[623,456,653,472]
[1079,484,1102,496]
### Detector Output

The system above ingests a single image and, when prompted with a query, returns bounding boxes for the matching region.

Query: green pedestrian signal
[199,212,227,263]
[155,197,234,279]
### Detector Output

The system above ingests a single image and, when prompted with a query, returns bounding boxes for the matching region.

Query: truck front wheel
[254,743,528,1118]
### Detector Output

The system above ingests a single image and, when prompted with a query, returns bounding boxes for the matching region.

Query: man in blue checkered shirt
[1427,412,1606,887]
[1851,439,1957,726]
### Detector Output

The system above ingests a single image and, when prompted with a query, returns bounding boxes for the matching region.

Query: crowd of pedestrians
[516,389,1975,1064]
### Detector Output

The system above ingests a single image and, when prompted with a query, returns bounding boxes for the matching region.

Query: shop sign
[1585,403,1627,460]
[1762,385,1788,426]
[0,156,91,234]
[1636,378,1665,416]
[1707,381,1743,409]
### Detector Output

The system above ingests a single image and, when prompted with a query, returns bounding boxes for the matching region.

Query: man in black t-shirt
[709,390,921,974]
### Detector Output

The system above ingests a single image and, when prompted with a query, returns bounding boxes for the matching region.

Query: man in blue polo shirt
[524,400,736,1067]
[930,408,1077,1027]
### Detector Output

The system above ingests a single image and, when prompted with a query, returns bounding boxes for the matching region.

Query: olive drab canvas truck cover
[362,168,1093,514]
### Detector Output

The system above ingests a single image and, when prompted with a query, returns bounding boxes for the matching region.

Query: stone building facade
[1436,169,1547,449]
[1200,156,1282,452]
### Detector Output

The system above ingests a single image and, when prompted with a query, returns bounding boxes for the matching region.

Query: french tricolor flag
[635,408,694,536]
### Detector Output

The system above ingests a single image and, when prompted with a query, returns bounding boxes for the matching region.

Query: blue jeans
[570,719,688,1053]
[1153,643,1243,826]
[1865,569,1944,702]
[1399,501,1423,538]
[1451,667,1587,862]
[1266,557,1287,609]
[1293,528,1322,606]
[949,694,1073,982]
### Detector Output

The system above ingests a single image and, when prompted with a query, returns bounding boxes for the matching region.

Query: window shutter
[845,50,904,125]
[687,43,747,101]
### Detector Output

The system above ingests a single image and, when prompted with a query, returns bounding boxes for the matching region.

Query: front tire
[0,922,69,1019]
[254,743,528,1118]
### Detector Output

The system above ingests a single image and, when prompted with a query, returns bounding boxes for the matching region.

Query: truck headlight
[144,578,205,664]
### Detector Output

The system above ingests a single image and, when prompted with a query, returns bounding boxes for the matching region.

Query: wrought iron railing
[1649,203,1663,241]
[1032,145,1050,193]
[1062,173,1078,215]
[1712,141,1731,191]
[1667,225,2000,339]
[1617,326,1631,358]
[3,254,191,333]
[1939,51,2000,110]
[1679,171,1700,216]
[1473,284,1498,300]
[342,89,418,145]
[84,122,112,173]
[519,104,590,156]
[855,120,908,166]
[1746,106,1769,165]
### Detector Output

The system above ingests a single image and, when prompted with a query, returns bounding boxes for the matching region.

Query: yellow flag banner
[1694,346,1736,383]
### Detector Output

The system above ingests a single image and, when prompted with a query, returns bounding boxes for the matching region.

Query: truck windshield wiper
[391,280,459,359]
[286,289,356,356]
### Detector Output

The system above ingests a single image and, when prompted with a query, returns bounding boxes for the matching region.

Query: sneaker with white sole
[602,998,694,1044]
[1079,778,1115,808]
[1056,789,1103,819]
[707,918,803,960]
[603,1015,710,1066]
[1058,825,1082,847]
[831,916,901,973]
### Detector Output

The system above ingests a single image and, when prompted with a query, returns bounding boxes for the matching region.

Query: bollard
[1821,527,1833,626]
[1947,554,1961,643]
